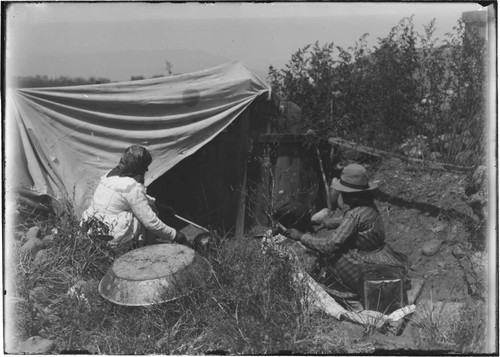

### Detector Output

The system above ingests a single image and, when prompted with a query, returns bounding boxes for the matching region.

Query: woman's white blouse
[82,174,176,246]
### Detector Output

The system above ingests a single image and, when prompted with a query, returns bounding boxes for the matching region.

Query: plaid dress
[300,206,408,295]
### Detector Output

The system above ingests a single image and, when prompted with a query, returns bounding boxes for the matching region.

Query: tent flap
[7,61,271,214]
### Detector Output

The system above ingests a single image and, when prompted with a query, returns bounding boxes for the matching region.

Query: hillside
[5,155,491,354]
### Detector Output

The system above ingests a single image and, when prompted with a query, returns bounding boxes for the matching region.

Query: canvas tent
[6,62,271,216]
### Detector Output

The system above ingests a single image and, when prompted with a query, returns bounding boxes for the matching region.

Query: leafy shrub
[269,16,487,166]
[400,135,430,159]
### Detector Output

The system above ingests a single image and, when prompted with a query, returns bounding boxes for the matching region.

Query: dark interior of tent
[147,96,275,234]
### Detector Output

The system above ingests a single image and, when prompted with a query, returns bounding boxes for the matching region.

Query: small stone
[25,226,41,241]
[396,223,407,233]
[20,237,45,257]
[16,336,55,354]
[33,249,50,266]
[422,239,442,256]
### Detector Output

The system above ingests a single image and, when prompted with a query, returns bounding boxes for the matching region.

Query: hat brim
[331,179,378,193]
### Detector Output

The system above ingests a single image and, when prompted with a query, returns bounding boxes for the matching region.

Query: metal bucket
[98,244,212,306]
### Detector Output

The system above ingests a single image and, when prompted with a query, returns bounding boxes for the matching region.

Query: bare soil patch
[355,158,488,351]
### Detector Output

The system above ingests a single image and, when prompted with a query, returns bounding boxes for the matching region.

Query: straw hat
[331,164,378,192]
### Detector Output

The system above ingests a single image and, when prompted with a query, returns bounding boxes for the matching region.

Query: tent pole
[315,145,332,210]
[235,155,248,239]
[235,111,251,239]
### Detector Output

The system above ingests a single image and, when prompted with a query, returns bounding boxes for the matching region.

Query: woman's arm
[124,184,177,241]
[300,211,358,255]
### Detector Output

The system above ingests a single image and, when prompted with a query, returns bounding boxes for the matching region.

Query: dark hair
[341,190,376,209]
[107,145,152,184]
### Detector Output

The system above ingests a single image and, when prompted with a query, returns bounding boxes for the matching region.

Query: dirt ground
[334,157,489,351]
[10,156,490,353]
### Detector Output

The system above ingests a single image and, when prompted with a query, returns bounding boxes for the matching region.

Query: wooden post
[315,146,332,210]
[250,143,272,227]
[235,112,250,239]
[235,157,248,239]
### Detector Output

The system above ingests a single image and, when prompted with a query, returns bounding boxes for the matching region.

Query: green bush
[268,16,487,166]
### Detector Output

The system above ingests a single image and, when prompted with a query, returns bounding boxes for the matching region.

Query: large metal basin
[98,243,212,306]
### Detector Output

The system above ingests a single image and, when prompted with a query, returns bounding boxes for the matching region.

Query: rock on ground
[14,336,55,354]
[422,239,443,256]
[20,237,45,257]
[25,226,41,242]
[33,249,51,266]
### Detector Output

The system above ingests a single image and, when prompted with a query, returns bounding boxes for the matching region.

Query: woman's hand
[174,231,192,247]
[284,228,303,241]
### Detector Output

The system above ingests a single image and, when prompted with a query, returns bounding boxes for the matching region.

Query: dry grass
[411,288,488,353]
[8,211,490,354]
[8,214,352,354]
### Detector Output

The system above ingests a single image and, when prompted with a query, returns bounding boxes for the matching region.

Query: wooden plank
[254,133,312,143]
[328,137,475,172]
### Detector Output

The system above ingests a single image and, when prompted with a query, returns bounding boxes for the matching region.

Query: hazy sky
[6,2,483,81]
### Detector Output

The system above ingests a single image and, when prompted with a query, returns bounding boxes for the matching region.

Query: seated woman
[285,164,409,310]
[81,145,188,250]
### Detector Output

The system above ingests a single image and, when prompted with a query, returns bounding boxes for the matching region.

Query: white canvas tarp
[6,62,271,214]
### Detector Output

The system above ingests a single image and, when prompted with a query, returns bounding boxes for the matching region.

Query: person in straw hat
[285,163,410,308]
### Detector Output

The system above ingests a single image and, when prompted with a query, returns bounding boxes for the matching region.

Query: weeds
[9,213,358,354]
[412,288,487,352]
[9,202,490,354]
